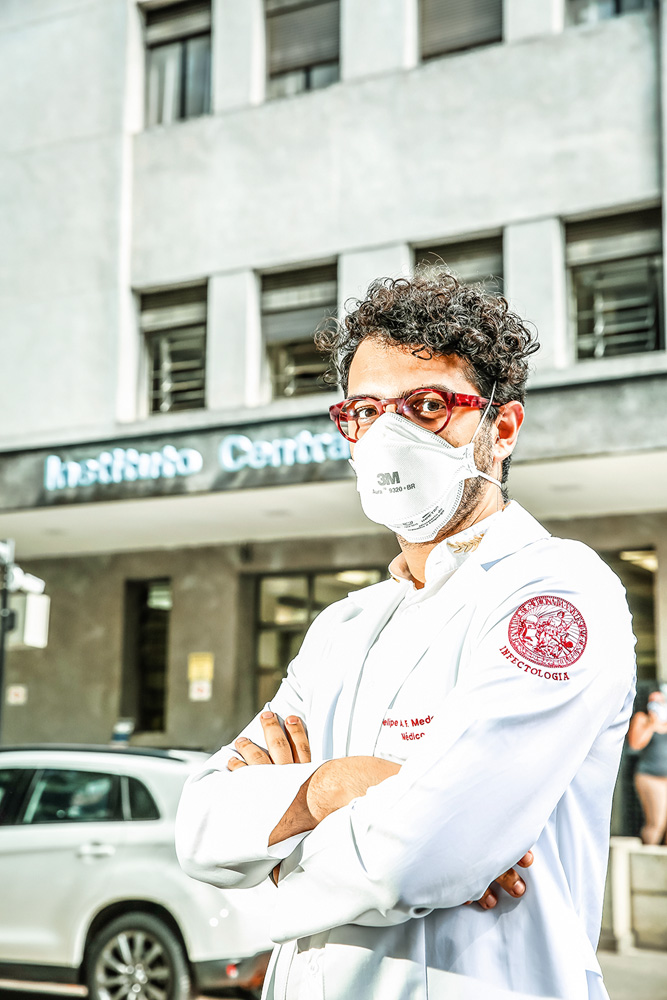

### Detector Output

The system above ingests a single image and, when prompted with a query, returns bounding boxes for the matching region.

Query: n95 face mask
[349,409,501,543]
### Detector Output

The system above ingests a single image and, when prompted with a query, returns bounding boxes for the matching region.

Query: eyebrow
[352,383,457,399]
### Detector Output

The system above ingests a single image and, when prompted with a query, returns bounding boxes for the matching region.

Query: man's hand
[227,711,311,770]
[467,852,534,909]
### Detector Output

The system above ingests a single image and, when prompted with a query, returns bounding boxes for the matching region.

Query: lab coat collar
[475,501,551,568]
[347,502,550,611]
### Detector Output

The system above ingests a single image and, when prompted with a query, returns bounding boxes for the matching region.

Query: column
[656,529,667,684]
[504,0,565,43]
[211,0,265,114]
[504,218,569,376]
[207,270,265,412]
[341,0,419,82]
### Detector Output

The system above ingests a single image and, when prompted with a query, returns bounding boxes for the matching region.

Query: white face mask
[648,700,667,724]
[349,398,501,544]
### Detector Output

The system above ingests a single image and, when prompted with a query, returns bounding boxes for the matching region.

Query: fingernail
[286,716,299,725]
[484,895,497,909]
[261,711,274,720]
[235,737,249,745]
[513,882,525,896]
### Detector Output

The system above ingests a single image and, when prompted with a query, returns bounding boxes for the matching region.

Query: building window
[265,0,340,100]
[567,0,655,26]
[121,579,172,734]
[140,283,207,414]
[414,235,503,293]
[566,209,663,361]
[254,569,384,708]
[145,1,211,128]
[420,0,502,60]
[261,264,337,397]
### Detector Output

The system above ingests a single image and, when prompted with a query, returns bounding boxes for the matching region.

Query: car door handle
[77,842,116,859]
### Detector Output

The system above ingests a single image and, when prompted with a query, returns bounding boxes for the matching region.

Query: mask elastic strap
[470,381,502,489]
[471,381,497,443]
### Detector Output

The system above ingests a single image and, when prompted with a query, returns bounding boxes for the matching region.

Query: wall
[0,0,139,442]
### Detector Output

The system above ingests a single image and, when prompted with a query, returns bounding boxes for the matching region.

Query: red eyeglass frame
[329,387,492,443]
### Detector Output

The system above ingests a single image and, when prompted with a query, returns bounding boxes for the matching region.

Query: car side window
[22,769,122,824]
[127,777,161,821]
[0,768,32,826]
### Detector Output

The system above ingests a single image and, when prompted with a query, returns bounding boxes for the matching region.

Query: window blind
[141,284,207,413]
[566,208,662,266]
[415,236,503,286]
[145,0,211,45]
[266,0,340,76]
[262,264,337,344]
[420,0,502,60]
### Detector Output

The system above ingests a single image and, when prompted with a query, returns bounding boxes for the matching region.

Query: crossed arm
[228,710,533,908]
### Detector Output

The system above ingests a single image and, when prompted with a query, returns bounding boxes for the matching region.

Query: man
[176,272,636,999]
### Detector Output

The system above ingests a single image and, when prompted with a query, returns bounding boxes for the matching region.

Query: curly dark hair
[315,267,540,495]
[316,268,539,403]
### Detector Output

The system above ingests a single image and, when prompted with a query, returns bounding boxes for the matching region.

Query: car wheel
[85,911,192,1000]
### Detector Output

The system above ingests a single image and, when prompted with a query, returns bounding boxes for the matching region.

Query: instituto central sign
[0,417,352,511]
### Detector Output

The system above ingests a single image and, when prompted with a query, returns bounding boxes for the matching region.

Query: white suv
[0,745,275,999]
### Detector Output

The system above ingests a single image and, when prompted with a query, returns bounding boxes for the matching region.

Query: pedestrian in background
[628,689,667,844]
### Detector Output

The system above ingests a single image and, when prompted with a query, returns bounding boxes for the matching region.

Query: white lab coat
[176,503,636,1000]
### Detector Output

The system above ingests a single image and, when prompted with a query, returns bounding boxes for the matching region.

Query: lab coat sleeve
[270,547,636,941]
[175,601,348,889]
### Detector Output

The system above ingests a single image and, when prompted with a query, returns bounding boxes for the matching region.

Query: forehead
[347,337,479,396]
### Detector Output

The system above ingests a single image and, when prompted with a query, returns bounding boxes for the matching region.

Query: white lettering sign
[42,429,350,494]
[44,445,204,492]
[218,430,349,472]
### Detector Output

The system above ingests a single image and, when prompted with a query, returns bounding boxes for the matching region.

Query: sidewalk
[598,948,667,1000]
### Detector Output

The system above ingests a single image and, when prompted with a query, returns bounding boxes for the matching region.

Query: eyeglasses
[329,387,492,443]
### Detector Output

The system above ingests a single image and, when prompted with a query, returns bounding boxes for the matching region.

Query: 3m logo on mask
[377,471,400,486]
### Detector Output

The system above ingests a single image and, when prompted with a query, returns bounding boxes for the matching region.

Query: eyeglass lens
[339,390,450,441]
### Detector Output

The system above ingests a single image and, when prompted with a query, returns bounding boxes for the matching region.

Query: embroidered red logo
[507,595,587,668]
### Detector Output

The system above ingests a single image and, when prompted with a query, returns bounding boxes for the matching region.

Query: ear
[492,402,524,467]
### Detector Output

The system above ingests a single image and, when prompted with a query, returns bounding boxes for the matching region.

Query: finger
[518,851,534,868]
[260,712,294,764]
[494,867,526,898]
[477,888,497,910]
[285,716,311,763]
[234,736,272,765]
[227,756,247,771]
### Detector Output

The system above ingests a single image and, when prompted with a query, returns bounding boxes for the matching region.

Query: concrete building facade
[1,1,666,831]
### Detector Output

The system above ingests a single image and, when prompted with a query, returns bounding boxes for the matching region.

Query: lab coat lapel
[348,556,486,756]
[308,580,407,760]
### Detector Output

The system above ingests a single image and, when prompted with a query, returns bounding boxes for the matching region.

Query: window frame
[0,768,34,827]
[261,262,338,400]
[565,210,664,365]
[140,283,208,416]
[265,0,340,99]
[18,768,124,826]
[252,567,387,710]
[144,1,212,127]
